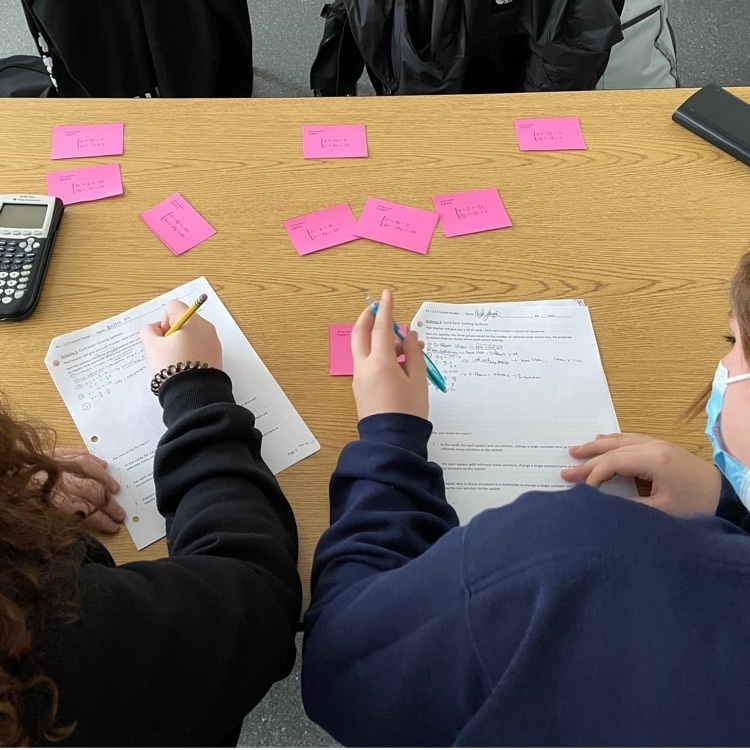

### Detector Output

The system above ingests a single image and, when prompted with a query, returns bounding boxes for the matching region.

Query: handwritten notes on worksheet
[410,300,633,523]
[45,163,123,205]
[356,197,439,254]
[140,193,216,255]
[51,123,124,160]
[302,125,368,159]
[433,188,512,237]
[284,203,358,255]
[46,277,320,550]
[514,117,587,151]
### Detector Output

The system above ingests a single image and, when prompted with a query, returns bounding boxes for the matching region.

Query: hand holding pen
[351,289,435,421]
[365,293,447,394]
[140,295,223,376]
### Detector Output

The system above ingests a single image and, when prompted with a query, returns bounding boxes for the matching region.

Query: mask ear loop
[726,373,750,384]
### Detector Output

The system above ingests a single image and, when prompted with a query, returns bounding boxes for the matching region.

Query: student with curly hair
[0,300,301,746]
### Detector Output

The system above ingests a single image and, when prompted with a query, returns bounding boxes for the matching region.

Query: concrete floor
[1,0,749,746]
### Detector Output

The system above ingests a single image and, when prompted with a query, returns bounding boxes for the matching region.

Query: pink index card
[302,124,368,159]
[355,197,439,254]
[45,163,123,205]
[329,323,406,376]
[51,123,124,160]
[140,193,216,256]
[432,188,512,238]
[283,203,358,256]
[514,116,587,151]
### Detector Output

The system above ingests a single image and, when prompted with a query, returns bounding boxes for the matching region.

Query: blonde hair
[684,251,750,421]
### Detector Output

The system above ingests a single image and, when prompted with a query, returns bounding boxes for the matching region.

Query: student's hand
[352,289,429,421]
[140,299,223,374]
[562,432,722,517]
[48,449,124,533]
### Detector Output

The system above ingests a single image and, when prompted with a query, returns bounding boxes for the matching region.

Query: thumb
[402,330,427,379]
[163,300,189,330]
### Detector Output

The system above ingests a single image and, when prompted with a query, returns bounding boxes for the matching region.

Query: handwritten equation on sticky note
[140,193,216,256]
[45,163,124,205]
[302,125,368,159]
[283,203,358,255]
[51,123,124,160]
[355,197,438,254]
[514,117,587,151]
[432,188,512,238]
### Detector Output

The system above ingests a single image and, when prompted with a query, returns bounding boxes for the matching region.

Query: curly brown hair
[0,397,90,746]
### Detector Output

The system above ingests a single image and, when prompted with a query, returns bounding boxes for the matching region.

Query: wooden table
[2,90,749,606]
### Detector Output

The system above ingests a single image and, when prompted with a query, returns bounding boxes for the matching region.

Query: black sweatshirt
[38,369,302,746]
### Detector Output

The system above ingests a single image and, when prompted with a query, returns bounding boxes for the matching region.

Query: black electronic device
[672,83,750,167]
[0,194,64,321]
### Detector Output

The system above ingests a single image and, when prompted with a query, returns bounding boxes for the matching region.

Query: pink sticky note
[302,125,368,159]
[283,203,358,256]
[329,323,406,375]
[45,163,123,205]
[514,117,587,151]
[140,192,216,256]
[432,188,513,238]
[51,123,124,160]
[355,197,438,254]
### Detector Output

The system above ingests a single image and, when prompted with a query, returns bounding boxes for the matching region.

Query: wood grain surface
[1,90,749,608]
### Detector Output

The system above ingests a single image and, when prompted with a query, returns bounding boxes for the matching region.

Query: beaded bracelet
[150,361,209,396]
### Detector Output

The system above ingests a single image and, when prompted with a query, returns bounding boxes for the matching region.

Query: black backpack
[0,54,55,97]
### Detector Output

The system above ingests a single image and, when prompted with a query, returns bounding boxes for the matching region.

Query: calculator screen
[0,203,47,229]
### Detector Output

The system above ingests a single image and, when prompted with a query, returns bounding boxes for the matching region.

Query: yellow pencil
[164,294,208,336]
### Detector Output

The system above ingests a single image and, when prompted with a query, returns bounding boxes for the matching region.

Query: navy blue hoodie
[303,413,750,746]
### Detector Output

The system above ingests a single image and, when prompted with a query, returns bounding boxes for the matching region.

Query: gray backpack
[597,0,678,89]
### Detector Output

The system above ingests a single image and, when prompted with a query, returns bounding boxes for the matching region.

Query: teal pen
[367,297,448,393]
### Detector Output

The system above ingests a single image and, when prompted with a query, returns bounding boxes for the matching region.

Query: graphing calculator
[0,194,64,321]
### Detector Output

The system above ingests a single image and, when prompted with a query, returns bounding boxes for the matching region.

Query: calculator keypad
[0,235,39,310]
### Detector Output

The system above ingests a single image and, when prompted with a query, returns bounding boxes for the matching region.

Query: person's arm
[69,301,299,745]
[302,292,487,746]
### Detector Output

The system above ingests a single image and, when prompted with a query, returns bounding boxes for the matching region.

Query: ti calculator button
[1,297,11,304]
[14,291,24,299]
[20,271,30,278]
[0,272,7,279]
[6,281,17,287]
[17,284,27,290]
[11,231,21,236]
[22,264,33,270]
[33,242,41,249]
[9,272,20,279]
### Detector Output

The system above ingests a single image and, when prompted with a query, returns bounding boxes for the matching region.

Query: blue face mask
[706,362,750,508]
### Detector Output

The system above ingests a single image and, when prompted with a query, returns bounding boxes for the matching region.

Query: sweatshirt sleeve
[302,414,487,746]
[53,368,303,746]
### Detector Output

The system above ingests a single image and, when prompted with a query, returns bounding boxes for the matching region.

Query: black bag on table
[21,0,254,97]
[0,54,55,97]
[311,0,626,96]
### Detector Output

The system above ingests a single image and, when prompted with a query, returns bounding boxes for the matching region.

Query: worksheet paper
[411,300,634,524]
[46,278,320,550]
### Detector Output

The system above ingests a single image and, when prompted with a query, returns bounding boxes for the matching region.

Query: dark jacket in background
[21,0,254,97]
[311,0,625,96]
[36,369,301,746]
